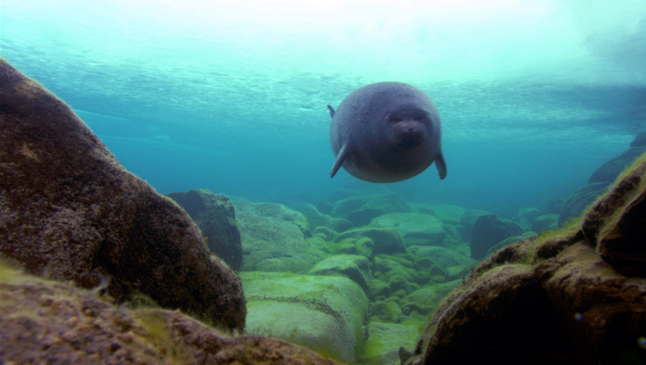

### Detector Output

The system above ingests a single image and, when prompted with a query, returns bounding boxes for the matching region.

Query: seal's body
[328,82,446,183]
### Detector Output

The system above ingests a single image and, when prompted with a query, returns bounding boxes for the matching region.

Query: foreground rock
[241,271,369,364]
[167,189,242,271]
[406,152,646,365]
[0,262,338,365]
[0,58,245,330]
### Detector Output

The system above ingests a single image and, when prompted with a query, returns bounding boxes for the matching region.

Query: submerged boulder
[406,152,646,365]
[370,213,445,247]
[335,227,406,255]
[241,271,369,364]
[330,193,411,226]
[234,201,324,273]
[458,209,491,240]
[469,214,523,260]
[531,213,559,233]
[301,203,353,233]
[558,182,607,226]
[560,133,646,226]
[309,254,373,290]
[167,189,242,271]
[588,143,646,185]
[363,321,421,365]
[0,59,245,330]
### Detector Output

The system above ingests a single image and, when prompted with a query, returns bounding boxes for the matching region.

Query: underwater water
[2,0,645,217]
[2,1,646,364]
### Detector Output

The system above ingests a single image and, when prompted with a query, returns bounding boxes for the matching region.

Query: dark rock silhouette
[0,58,245,331]
[168,189,242,271]
[469,214,523,259]
[406,152,646,365]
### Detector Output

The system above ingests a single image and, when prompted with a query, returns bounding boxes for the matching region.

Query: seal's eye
[387,113,404,123]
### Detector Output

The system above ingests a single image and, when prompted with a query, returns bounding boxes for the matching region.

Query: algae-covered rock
[240,271,369,364]
[486,231,537,257]
[234,201,324,273]
[167,189,242,270]
[363,321,421,365]
[558,182,607,226]
[330,193,411,226]
[367,278,391,300]
[458,209,491,240]
[408,152,646,365]
[531,213,559,233]
[0,59,245,331]
[581,154,646,277]
[372,255,415,283]
[0,261,338,365]
[414,204,466,225]
[407,245,476,277]
[398,280,461,317]
[469,214,523,259]
[588,145,646,185]
[301,203,353,233]
[370,213,445,247]
[516,207,541,231]
[309,254,373,290]
[335,227,406,255]
[371,300,405,323]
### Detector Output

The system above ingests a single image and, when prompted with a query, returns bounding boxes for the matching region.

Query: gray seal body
[328,82,447,183]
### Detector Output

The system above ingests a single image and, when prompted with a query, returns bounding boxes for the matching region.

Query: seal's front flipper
[327,105,335,118]
[435,153,447,180]
[330,144,348,178]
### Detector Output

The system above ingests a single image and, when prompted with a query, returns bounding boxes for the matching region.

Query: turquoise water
[1,0,645,216]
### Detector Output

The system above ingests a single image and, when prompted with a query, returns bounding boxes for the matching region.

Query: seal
[328,82,447,183]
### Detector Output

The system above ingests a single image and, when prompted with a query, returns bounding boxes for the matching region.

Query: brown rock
[0,58,245,330]
[0,262,339,365]
[408,152,646,365]
[167,189,242,271]
[582,155,646,277]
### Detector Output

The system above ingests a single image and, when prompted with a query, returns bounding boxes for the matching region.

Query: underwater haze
[1,0,645,216]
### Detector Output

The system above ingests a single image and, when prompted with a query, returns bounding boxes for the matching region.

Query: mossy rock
[362,321,421,365]
[234,201,324,273]
[367,279,391,300]
[531,214,559,233]
[398,280,462,316]
[370,213,445,246]
[407,245,476,272]
[371,299,404,322]
[0,259,340,365]
[309,254,373,290]
[240,271,369,364]
[373,255,415,283]
[301,203,353,233]
[413,203,466,225]
[558,182,607,226]
[330,193,411,226]
[335,228,406,255]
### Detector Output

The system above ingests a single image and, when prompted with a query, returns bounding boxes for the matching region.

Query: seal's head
[382,103,432,149]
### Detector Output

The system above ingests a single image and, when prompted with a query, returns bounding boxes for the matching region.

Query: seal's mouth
[392,120,425,147]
